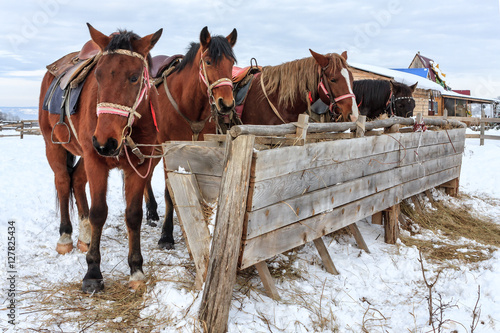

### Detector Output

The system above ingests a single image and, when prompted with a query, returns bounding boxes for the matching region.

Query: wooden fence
[161,115,466,332]
[0,120,40,138]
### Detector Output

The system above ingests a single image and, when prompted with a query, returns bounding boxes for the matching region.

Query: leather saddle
[232,62,262,117]
[151,54,183,79]
[46,40,101,90]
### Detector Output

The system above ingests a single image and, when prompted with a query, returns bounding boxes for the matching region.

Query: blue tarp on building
[391,68,429,78]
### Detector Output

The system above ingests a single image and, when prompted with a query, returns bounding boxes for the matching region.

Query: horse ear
[226,28,237,48]
[341,51,348,61]
[132,28,163,56]
[200,26,211,50]
[410,82,418,92]
[87,23,111,51]
[309,49,329,68]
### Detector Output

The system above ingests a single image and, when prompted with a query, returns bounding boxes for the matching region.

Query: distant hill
[0,107,38,121]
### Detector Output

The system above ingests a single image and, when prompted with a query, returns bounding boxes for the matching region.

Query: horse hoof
[158,241,175,250]
[82,279,104,293]
[56,242,74,255]
[129,279,146,291]
[145,220,157,227]
[77,240,90,253]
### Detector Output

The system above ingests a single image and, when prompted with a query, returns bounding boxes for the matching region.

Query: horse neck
[166,61,211,121]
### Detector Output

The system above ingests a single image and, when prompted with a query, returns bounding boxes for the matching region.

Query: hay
[400,197,500,264]
[20,268,173,332]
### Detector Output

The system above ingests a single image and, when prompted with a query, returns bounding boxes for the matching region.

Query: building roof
[349,62,497,104]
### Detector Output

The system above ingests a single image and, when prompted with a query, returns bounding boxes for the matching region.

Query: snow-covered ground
[0,129,499,332]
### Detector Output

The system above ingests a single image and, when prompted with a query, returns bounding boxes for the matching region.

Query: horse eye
[205,59,212,66]
[130,75,139,83]
[330,78,336,83]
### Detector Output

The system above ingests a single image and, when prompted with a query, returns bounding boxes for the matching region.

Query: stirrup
[51,121,71,144]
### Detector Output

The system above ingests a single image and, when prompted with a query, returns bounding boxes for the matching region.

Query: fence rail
[432,113,500,146]
[0,120,40,139]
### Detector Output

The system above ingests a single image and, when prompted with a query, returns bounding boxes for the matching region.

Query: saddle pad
[43,73,85,116]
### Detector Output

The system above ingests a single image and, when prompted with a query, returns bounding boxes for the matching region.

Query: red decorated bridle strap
[198,49,233,105]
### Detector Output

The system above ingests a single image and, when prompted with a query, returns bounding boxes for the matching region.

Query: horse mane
[104,30,153,70]
[175,36,237,72]
[353,80,391,107]
[262,53,348,108]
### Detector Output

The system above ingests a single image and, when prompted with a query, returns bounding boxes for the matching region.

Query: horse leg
[158,167,175,249]
[144,179,159,227]
[46,147,74,254]
[125,173,147,289]
[72,157,91,252]
[82,162,108,293]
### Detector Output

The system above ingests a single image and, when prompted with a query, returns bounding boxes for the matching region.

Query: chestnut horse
[149,27,237,249]
[39,24,162,292]
[239,50,359,124]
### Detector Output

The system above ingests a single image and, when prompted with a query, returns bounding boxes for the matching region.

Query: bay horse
[149,27,237,249]
[39,24,162,293]
[238,50,359,124]
[354,79,417,119]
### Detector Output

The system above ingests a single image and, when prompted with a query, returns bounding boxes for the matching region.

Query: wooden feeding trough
[162,115,466,332]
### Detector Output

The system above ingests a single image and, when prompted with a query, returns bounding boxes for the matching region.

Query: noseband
[387,95,415,117]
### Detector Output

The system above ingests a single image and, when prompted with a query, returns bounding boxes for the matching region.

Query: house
[349,61,497,118]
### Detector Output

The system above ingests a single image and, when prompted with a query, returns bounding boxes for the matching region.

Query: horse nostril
[92,136,119,156]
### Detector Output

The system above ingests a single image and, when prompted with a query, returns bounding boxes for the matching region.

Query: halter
[95,49,157,170]
[386,95,415,117]
[198,49,234,111]
[318,65,356,120]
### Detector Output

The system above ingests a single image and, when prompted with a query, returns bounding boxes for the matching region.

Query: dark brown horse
[354,79,417,119]
[150,27,237,249]
[238,50,359,124]
[39,24,162,292]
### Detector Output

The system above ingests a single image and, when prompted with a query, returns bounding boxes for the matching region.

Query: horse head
[310,50,359,122]
[88,23,162,157]
[390,81,417,118]
[198,26,237,115]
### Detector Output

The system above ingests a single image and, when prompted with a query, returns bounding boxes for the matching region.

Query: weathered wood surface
[313,237,339,275]
[244,153,462,240]
[199,135,255,333]
[162,143,225,176]
[229,117,465,137]
[255,261,280,300]
[166,173,211,290]
[248,139,464,211]
[240,165,460,269]
[251,129,465,183]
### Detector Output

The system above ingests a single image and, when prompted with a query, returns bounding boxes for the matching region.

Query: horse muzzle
[92,136,121,157]
[215,98,235,116]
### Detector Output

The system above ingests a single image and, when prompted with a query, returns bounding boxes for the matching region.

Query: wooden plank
[162,144,225,176]
[347,223,370,253]
[313,238,339,274]
[166,173,211,289]
[247,138,464,211]
[245,153,462,239]
[199,134,255,333]
[255,261,280,300]
[252,129,465,182]
[195,174,221,204]
[240,166,460,269]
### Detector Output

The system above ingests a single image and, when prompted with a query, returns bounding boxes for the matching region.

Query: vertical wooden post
[480,108,485,146]
[356,115,366,138]
[20,121,24,139]
[372,212,383,225]
[295,114,309,144]
[384,205,400,244]
[199,134,255,333]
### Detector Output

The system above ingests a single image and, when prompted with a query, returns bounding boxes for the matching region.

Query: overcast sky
[1,0,499,106]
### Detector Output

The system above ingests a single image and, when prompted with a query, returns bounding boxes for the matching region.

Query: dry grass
[19,268,173,332]
[400,196,500,264]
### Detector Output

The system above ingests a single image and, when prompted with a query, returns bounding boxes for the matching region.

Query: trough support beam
[439,177,460,197]
[383,204,400,244]
[371,212,383,225]
[348,223,371,253]
[255,261,280,300]
[199,134,255,333]
[313,237,339,274]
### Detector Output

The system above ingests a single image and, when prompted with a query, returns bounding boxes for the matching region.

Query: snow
[0,130,499,332]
